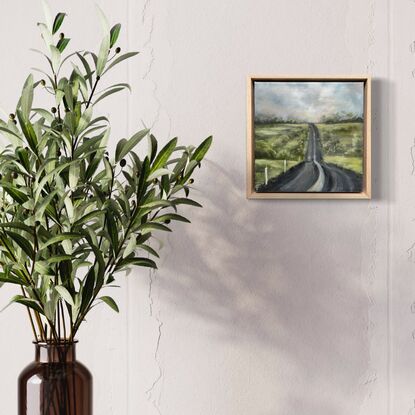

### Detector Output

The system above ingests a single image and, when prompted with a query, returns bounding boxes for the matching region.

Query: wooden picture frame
[246,76,371,199]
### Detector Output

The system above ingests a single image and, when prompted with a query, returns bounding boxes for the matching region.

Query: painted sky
[254,81,364,122]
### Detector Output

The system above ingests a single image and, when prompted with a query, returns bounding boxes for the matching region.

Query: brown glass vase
[18,342,92,415]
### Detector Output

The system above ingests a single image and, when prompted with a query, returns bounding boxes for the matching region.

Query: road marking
[307,161,325,192]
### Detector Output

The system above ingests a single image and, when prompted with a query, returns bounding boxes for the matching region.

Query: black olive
[51,107,57,114]
[189,178,194,184]
[9,113,15,120]
[115,47,121,54]
[164,219,171,224]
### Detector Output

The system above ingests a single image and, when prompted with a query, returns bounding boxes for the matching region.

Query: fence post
[284,159,287,173]
[265,166,268,185]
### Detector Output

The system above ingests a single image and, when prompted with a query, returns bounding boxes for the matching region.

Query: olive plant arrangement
[0,5,211,345]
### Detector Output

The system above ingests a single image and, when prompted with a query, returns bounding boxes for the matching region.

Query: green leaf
[38,23,53,50]
[47,255,72,264]
[55,286,75,306]
[1,183,28,204]
[115,138,127,162]
[56,37,70,53]
[16,110,38,153]
[122,235,136,259]
[74,210,104,227]
[64,196,74,224]
[0,222,33,234]
[44,296,58,321]
[76,53,94,87]
[139,222,172,233]
[81,267,96,313]
[52,12,66,35]
[147,168,171,182]
[5,231,34,259]
[102,52,139,75]
[100,296,119,312]
[21,74,34,120]
[41,0,53,31]
[0,125,23,145]
[40,233,81,250]
[94,86,128,105]
[115,257,157,271]
[171,197,203,208]
[0,273,27,286]
[191,136,212,162]
[110,24,121,48]
[96,4,110,34]
[35,190,58,221]
[69,161,79,190]
[34,261,50,275]
[140,200,171,209]
[96,35,110,77]
[154,213,191,223]
[138,244,160,258]
[75,106,93,135]
[151,137,178,172]
[116,129,149,162]
[148,134,158,162]
[50,45,61,73]
[106,210,119,253]
[10,295,44,315]
[17,149,30,175]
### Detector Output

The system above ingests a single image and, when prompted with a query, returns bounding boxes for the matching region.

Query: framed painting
[246,76,371,199]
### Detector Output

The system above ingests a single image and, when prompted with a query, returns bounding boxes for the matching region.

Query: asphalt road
[259,123,362,193]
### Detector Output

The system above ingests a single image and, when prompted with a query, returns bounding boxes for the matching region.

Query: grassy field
[255,159,299,187]
[254,123,308,187]
[316,122,363,174]
[324,156,362,173]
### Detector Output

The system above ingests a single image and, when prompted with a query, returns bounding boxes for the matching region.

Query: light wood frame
[246,75,371,199]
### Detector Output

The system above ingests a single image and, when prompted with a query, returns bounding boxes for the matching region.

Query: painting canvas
[247,77,371,199]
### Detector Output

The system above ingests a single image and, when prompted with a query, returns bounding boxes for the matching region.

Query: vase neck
[35,342,77,363]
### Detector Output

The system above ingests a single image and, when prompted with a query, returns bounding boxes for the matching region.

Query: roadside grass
[324,156,362,174]
[316,122,363,174]
[254,123,308,187]
[255,159,299,188]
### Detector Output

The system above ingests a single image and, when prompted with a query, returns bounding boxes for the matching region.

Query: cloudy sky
[254,81,364,122]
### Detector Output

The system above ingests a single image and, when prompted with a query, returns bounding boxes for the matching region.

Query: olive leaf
[52,13,66,35]
[110,24,121,48]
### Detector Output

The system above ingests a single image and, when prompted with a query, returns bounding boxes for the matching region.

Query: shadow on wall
[158,160,371,414]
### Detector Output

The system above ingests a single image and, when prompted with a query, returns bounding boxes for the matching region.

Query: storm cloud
[254,81,364,122]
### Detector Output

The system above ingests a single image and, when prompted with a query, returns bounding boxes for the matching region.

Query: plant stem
[86,76,100,108]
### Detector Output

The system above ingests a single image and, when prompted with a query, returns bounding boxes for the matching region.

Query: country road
[258,123,362,193]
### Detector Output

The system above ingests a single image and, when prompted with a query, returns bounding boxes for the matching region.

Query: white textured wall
[0,0,410,414]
